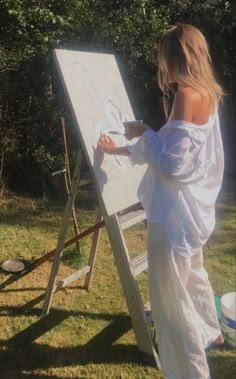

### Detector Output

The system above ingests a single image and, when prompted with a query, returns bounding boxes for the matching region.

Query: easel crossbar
[53,265,91,292]
[0,220,105,290]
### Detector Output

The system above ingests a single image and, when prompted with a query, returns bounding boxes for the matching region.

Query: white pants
[147,223,221,379]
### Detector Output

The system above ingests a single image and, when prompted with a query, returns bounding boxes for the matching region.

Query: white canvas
[54,49,147,215]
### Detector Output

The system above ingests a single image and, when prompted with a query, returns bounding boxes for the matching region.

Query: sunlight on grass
[0,179,235,378]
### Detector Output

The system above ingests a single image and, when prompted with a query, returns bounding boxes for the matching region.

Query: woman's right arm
[128,126,203,182]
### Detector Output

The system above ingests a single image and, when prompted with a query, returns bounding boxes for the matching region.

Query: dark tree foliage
[0,0,235,196]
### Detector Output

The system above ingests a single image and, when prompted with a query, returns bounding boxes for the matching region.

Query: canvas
[54,49,147,215]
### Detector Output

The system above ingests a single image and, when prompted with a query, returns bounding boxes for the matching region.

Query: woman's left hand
[123,122,150,140]
[97,134,116,154]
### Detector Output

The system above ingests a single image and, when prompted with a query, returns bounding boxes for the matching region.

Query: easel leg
[41,150,82,316]
[61,117,81,254]
[84,210,103,291]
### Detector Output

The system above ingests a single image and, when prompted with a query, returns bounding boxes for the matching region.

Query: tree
[0,0,235,196]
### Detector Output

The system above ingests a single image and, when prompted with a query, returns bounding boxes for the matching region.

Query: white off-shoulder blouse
[127,111,224,257]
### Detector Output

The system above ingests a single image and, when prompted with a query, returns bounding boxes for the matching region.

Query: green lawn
[0,178,235,379]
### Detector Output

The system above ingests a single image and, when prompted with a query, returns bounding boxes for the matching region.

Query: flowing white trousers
[147,223,221,379]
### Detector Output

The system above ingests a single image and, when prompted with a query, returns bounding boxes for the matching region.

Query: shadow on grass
[207,353,236,379]
[2,374,74,379]
[0,207,61,228]
[0,206,97,234]
[206,245,236,259]
[0,306,148,376]
[0,305,235,378]
[0,287,51,292]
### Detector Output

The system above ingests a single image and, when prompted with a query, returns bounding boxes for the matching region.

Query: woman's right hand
[97,134,116,154]
[123,122,150,140]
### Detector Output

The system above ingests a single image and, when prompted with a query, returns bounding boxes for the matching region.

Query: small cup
[123,120,144,140]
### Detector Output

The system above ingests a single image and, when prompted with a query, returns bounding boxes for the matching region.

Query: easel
[52,117,81,253]
[0,151,104,292]
[41,150,103,312]
[40,48,161,367]
[41,150,161,368]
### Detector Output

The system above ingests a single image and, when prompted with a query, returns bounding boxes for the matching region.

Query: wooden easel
[42,48,161,367]
[41,150,161,368]
[41,150,103,312]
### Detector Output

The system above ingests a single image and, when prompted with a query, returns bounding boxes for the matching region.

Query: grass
[0,178,235,379]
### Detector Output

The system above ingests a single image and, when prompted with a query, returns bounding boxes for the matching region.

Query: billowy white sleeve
[127,136,150,165]
[127,125,205,181]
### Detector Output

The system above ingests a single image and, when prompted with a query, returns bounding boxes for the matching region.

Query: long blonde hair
[157,23,223,118]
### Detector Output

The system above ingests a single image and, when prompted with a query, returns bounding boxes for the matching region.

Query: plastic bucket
[221,292,236,347]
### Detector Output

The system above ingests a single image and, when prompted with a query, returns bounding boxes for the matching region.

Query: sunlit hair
[157,23,224,118]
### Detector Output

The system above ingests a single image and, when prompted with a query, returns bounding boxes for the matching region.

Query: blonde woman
[98,23,224,379]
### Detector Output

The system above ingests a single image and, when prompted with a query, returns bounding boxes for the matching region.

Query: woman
[98,23,224,379]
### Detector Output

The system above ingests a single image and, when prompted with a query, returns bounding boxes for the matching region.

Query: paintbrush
[108,131,125,135]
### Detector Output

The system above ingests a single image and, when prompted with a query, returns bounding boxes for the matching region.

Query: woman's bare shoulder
[170,86,210,125]
[170,87,195,123]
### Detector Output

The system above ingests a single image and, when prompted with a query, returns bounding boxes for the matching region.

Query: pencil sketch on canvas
[54,49,147,215]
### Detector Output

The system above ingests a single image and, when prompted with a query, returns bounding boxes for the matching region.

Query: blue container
[221,292,236,347]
